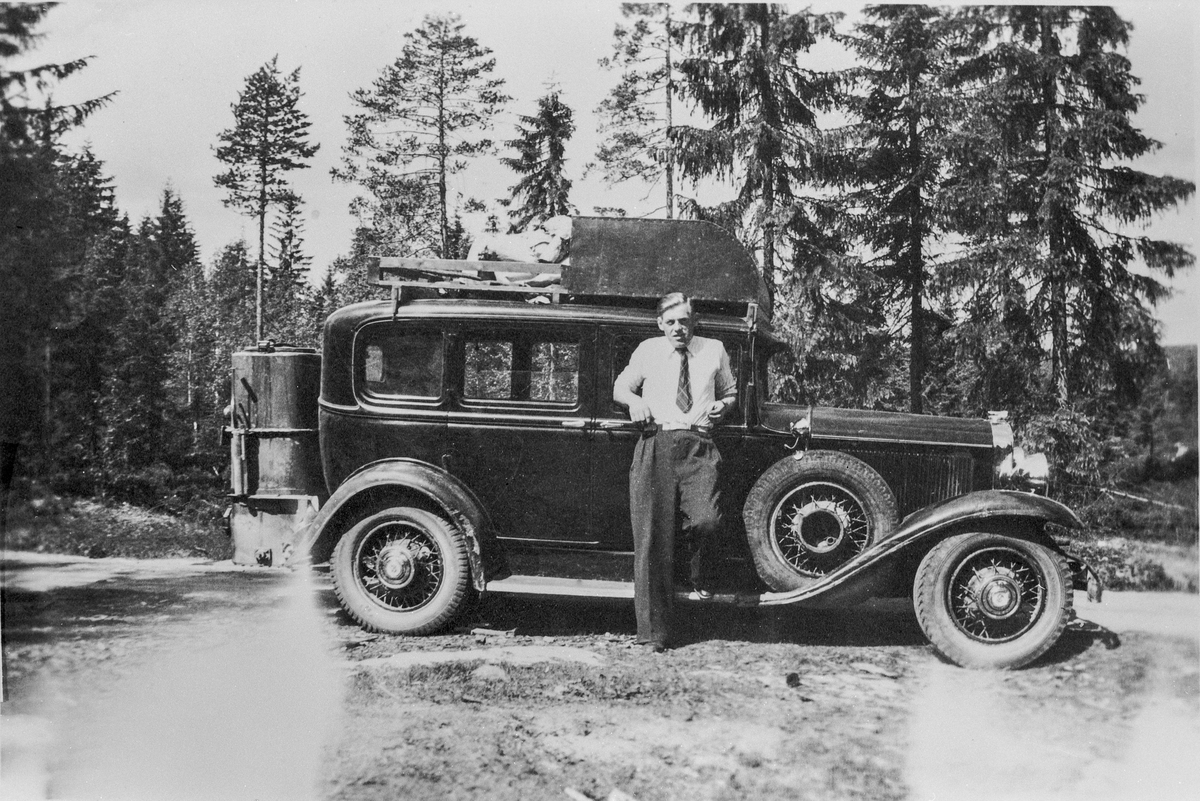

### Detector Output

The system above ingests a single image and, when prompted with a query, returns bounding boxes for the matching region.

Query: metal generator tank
[227,344,324,566]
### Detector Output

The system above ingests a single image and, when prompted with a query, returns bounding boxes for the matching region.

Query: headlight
[998,446,1051,492]
[990,411,1050,492]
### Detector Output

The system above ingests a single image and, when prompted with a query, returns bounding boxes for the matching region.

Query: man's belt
[644,422,712,435]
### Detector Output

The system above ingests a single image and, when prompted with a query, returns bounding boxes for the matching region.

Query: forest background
[1,2,1195,586]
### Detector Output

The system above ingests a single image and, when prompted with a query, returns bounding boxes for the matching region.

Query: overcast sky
[19,0,1199,345]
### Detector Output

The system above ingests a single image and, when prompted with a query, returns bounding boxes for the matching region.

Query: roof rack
[367,256,566,301]
[366,216,772,320]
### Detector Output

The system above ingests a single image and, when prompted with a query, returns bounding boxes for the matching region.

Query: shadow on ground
[313,576,929,650]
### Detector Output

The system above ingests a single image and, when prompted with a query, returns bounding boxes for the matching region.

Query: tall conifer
[335,14,508,257]
[214,56,318,343]
[948,6,1193,417]
[593,2,681,217]
[503,89,576,231]
[673,3,838,312]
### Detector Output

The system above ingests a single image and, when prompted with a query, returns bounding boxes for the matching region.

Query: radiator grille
[855,450,979,516]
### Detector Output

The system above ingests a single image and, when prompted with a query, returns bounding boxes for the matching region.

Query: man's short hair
[657,292,693,318]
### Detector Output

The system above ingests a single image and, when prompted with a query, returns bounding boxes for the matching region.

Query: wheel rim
[946,546,1047,643]
[769,481,872,577]
[353,520,444,612]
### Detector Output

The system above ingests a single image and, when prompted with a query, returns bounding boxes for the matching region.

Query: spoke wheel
[915,532,1071,669]
[743,451,897,592]
[332,507,470,635]
[770,482,872,578]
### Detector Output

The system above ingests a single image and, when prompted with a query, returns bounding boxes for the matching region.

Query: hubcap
[353,520,444,612]
[978,576,1020,618]
[947,546,1047,642]
[375,543,416,589]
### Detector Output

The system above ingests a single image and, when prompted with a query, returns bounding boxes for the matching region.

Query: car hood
[759,403,993,449]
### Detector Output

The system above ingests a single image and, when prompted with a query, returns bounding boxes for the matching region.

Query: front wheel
[914,532,1072,669]
[332,506,471,635]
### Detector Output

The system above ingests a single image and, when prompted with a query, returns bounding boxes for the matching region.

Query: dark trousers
[629,429,722,646]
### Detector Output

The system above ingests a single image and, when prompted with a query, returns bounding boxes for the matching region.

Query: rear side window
[464,335,579,404]
[358,327,444,399]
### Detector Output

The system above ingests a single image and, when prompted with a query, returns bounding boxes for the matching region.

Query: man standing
[614,292,737,651]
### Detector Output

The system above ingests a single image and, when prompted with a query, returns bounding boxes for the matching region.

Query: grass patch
[2,494,230,560]
[1067,538,1194,592]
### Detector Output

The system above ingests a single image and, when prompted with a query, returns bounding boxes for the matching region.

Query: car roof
[326,297,780,342]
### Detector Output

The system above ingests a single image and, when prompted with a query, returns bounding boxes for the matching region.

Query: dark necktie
[676,348,692,413]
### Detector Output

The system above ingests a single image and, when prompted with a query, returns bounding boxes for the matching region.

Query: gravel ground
[2,552,1198,801]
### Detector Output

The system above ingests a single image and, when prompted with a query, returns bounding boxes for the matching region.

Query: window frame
[454,322,588,414]
[352,321,449,407]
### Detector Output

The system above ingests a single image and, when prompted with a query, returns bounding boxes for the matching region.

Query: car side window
[358,326,444,399]
[464,334,580,404]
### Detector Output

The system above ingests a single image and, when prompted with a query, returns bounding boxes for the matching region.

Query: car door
[445,320,597,544]
[589,324,747,551]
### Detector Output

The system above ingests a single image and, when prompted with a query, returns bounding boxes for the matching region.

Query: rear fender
[287,459,496,591]
[760,490,1082,607]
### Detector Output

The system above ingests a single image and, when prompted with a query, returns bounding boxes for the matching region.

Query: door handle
[597,420,634,430]
[561,419,588,429]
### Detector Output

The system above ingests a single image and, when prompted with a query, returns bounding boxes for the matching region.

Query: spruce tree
[156,188,208,451]
[335,13,508,257]
[2,4,114,485]
[100,216,175,484]
[502,89,576,231]
[214,55,319,343]
[828,5,967,413]
[948,6,1193,418]
[264,194,313,344]
[673,3,839,312]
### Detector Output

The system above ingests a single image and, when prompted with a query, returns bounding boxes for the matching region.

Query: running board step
[484,574,770,605]
[484,575,633,599]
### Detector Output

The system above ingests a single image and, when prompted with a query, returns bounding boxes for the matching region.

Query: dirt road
[2,552,1197,801]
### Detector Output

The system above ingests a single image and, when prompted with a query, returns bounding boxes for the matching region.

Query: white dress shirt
[615,335,736,428]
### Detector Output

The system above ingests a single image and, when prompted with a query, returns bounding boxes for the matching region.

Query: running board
[484,574,775,605]
[484,575,633,599]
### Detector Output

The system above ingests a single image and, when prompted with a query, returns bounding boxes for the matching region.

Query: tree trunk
[758,11,776,313]
[437,48,449,257]
[907,68,925,415]
[665,6,675,220]
[1040,10,1069,407]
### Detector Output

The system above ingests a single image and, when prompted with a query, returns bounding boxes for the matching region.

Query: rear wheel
[914,531,1071,669]
[332,506,471,635]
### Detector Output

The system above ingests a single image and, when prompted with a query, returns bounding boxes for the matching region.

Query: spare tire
[742,450,898,591]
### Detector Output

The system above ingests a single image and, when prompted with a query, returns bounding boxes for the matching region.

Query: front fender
[287,459,495,591]
[895,489,1081,537]
[757,490,1081,607]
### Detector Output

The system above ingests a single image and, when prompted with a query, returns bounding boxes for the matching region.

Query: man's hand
[705,399,728,423]
[626,396,654,423]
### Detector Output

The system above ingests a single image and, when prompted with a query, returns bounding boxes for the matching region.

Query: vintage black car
[230,217,1093,669]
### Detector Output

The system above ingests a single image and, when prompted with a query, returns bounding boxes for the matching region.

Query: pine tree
[673,3,839,312]
[335,13,508,257]
[948,6,1193,417]
[502,89,576,231]
[593,2,681,217]
[214,55,319,343]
